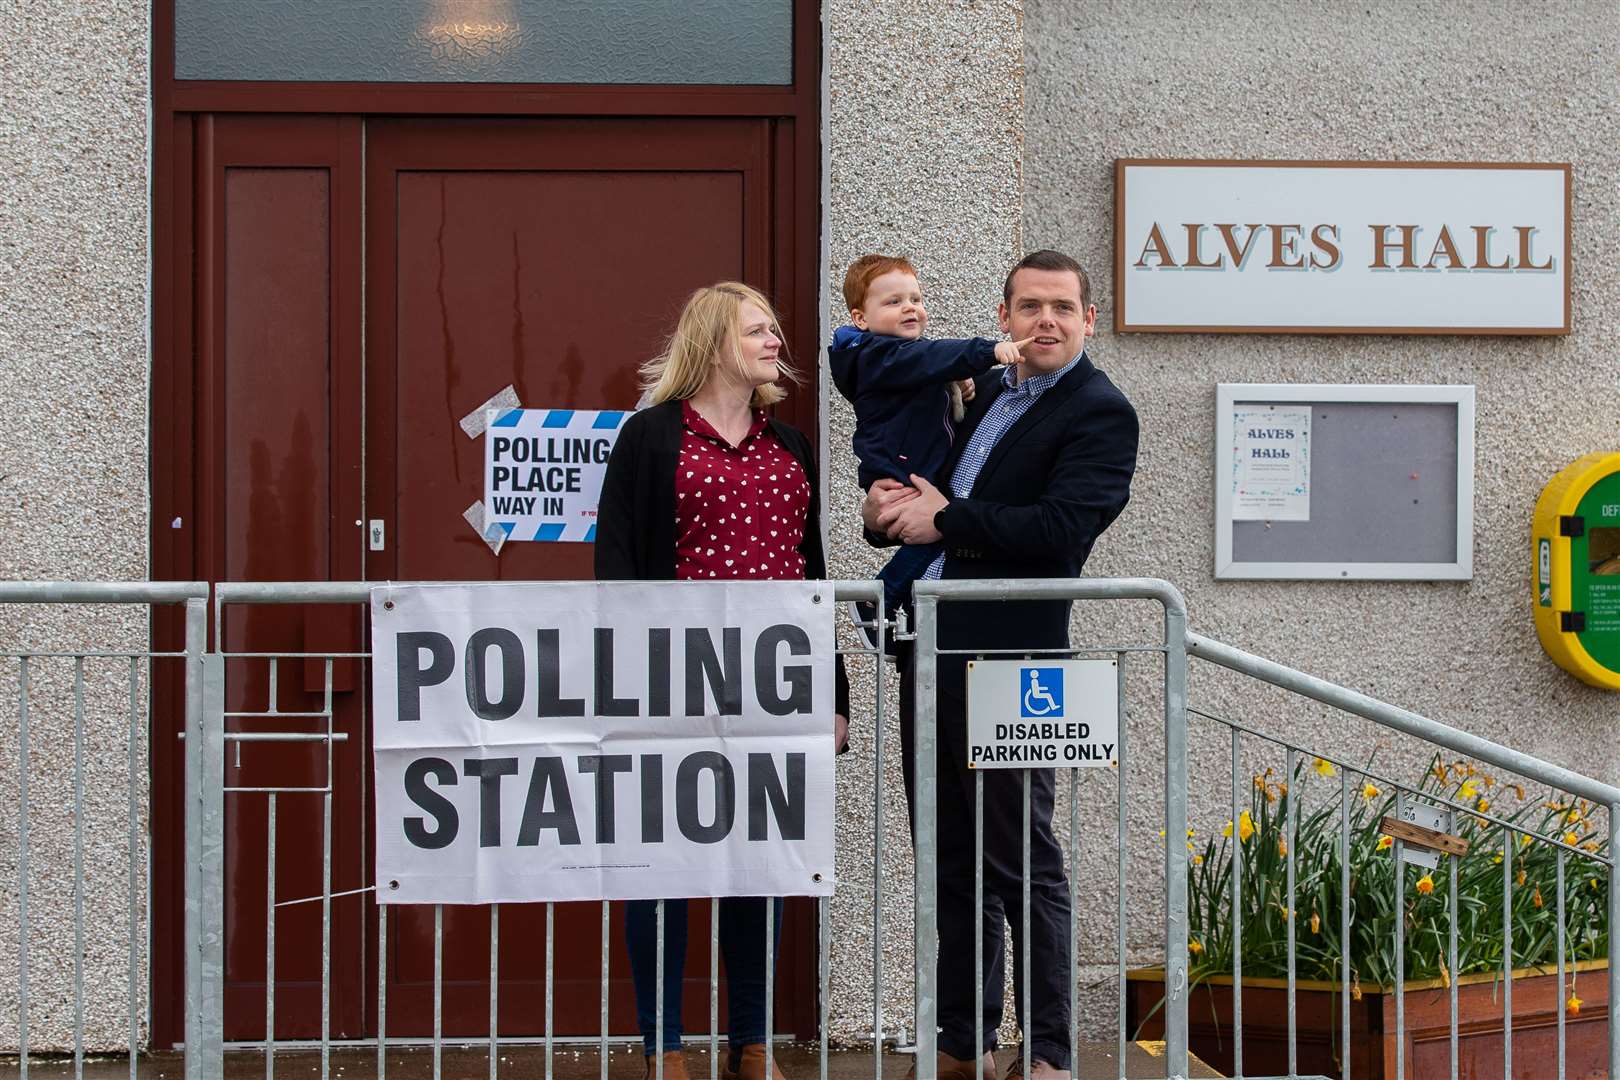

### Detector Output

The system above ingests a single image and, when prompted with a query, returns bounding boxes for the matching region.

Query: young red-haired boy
[830,254,1029,641]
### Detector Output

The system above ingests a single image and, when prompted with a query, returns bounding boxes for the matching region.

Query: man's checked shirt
[921,351,1086,580]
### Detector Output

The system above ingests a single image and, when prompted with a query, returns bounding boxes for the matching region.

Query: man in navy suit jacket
[864,250,1139,1080]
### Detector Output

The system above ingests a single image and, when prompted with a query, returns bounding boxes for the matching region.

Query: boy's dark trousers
[876,540,943,617]
[894,647,1074,1071]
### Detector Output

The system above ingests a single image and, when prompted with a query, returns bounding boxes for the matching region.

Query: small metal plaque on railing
[965,659,1119,769]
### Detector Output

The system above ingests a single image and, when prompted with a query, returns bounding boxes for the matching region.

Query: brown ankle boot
[723,1042,787,1080]
[644,1050,690,1080]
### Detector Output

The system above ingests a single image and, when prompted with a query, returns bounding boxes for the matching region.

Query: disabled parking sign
[966,659,1118,769]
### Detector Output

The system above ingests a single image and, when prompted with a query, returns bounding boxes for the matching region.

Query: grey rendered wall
[0,0,152,1053]
[823,0,1028,1046]
[1024,0,1620,1033]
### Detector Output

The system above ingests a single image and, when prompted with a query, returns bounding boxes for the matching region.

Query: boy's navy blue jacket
[828,327,1000,490]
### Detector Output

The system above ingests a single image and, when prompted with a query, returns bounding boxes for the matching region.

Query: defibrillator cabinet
[1533,452,1620,690]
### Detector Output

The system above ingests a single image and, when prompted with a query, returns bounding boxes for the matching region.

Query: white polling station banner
[372,581,837,904]
[483,408,629,543]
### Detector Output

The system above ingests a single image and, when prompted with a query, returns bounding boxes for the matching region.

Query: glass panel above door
[174,0,792,84]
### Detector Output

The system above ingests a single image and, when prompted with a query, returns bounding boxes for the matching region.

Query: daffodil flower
[1568,992,1582,1016]
[1415,874,1435,895]
[1532,886,1544,909]
[1188,939,1204,956]
[1238,810,1255,843]
[1277,837,1288,858]
[1458,779,1480,800]
[1312,757,1335,777]
[1309,911,1320,934]
[1222,821,1233,839]
[1564,831,1580,846]
[1362,782,1380,799]
[1476,798,1490,813]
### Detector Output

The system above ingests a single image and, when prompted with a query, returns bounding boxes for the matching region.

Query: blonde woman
[595,282,848,1080]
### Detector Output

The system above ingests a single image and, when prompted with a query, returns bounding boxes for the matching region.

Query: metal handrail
[1188,630,1620,808]
[0,581,208,604]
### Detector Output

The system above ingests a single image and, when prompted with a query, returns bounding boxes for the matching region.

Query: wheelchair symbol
[1021,668,1062,717]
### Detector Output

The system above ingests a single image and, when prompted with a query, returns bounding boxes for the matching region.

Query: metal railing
[203,579,891,1080]
[909,578,1191,1080]
[4,577,1617,1080]
[0,581,209,1080]
[1183,632,1620,1080]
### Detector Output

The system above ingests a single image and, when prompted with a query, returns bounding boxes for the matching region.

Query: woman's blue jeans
[625,897,784,1055]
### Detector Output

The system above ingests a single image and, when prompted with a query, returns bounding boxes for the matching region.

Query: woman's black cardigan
[594,399,850,719]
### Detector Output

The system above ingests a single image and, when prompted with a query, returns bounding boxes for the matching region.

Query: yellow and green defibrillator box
[1533,452,1620,690]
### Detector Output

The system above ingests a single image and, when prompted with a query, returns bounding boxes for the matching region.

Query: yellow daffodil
[1439,959,1451,988]
[1521,834,1534,847]
[1238,810,1255,843]
[1532,886,1544,909]
[1310,911,1320,934]
[1187,840,1196,852]
[1362,782,1380,799]
[1351,972,1362,1001]
[1517,869,1527,887]
[1584,841,1600,853]
[1476,799,1490,813]
[1313,757,1335,777]
[1564,831,1580,846]
[1483,775,1495,788]
[1377,835,1393,851]
[1458,779,1480,800]
[1432,761,1450,783]
[1188,939,1203,956]
[1193,854,1204,866]
[1278,838,1289,858]
[1568,992,1582,1016]
[1416,874,1435,895]
[1222,821,1233,839]
[1493,851,1504,864]
[1567,809,1583,825]
[1512,784,1525,800]
[1592,878,1601,891]
[1465,764,1477,777]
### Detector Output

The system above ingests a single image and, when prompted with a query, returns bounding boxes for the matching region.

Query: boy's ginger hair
[842,254,917,313]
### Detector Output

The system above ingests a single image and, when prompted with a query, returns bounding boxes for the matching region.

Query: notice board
[1215,384,1475,580]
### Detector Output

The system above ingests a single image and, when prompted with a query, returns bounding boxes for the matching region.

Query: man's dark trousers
[897,650,1072,1070]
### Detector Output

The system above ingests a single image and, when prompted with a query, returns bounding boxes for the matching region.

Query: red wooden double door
[152,114,821,1045]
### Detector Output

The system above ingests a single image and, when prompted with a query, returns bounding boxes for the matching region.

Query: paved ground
[2,1042,1222,1078]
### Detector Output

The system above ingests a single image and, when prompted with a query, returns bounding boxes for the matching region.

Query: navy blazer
[901,352,1139,672]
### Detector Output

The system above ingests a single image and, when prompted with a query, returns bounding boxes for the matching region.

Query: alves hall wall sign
[1114,160,1570,335]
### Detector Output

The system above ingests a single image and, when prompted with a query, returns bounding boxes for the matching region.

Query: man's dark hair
[1002,249,1091,309]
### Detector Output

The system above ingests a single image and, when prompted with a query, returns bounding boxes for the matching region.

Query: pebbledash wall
[4,0,1618,1055]
[0,0,155,1056]
[1008,0,1620,1038]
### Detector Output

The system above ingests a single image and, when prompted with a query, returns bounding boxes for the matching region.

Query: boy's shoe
[846,599,881,650]
[722,1043,787,1080]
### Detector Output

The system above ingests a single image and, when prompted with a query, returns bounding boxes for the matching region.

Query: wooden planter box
[1126,961,1609,1079]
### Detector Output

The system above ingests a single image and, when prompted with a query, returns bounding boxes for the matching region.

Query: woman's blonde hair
[639,282,799,408]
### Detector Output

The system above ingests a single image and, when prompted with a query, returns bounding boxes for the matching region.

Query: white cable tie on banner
[463,500,507,556]
[458,384,521,439]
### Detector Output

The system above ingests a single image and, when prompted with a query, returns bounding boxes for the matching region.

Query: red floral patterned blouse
[674,401,810,581]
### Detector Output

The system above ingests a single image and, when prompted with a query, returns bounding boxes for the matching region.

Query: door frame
[149,0,824,1049]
